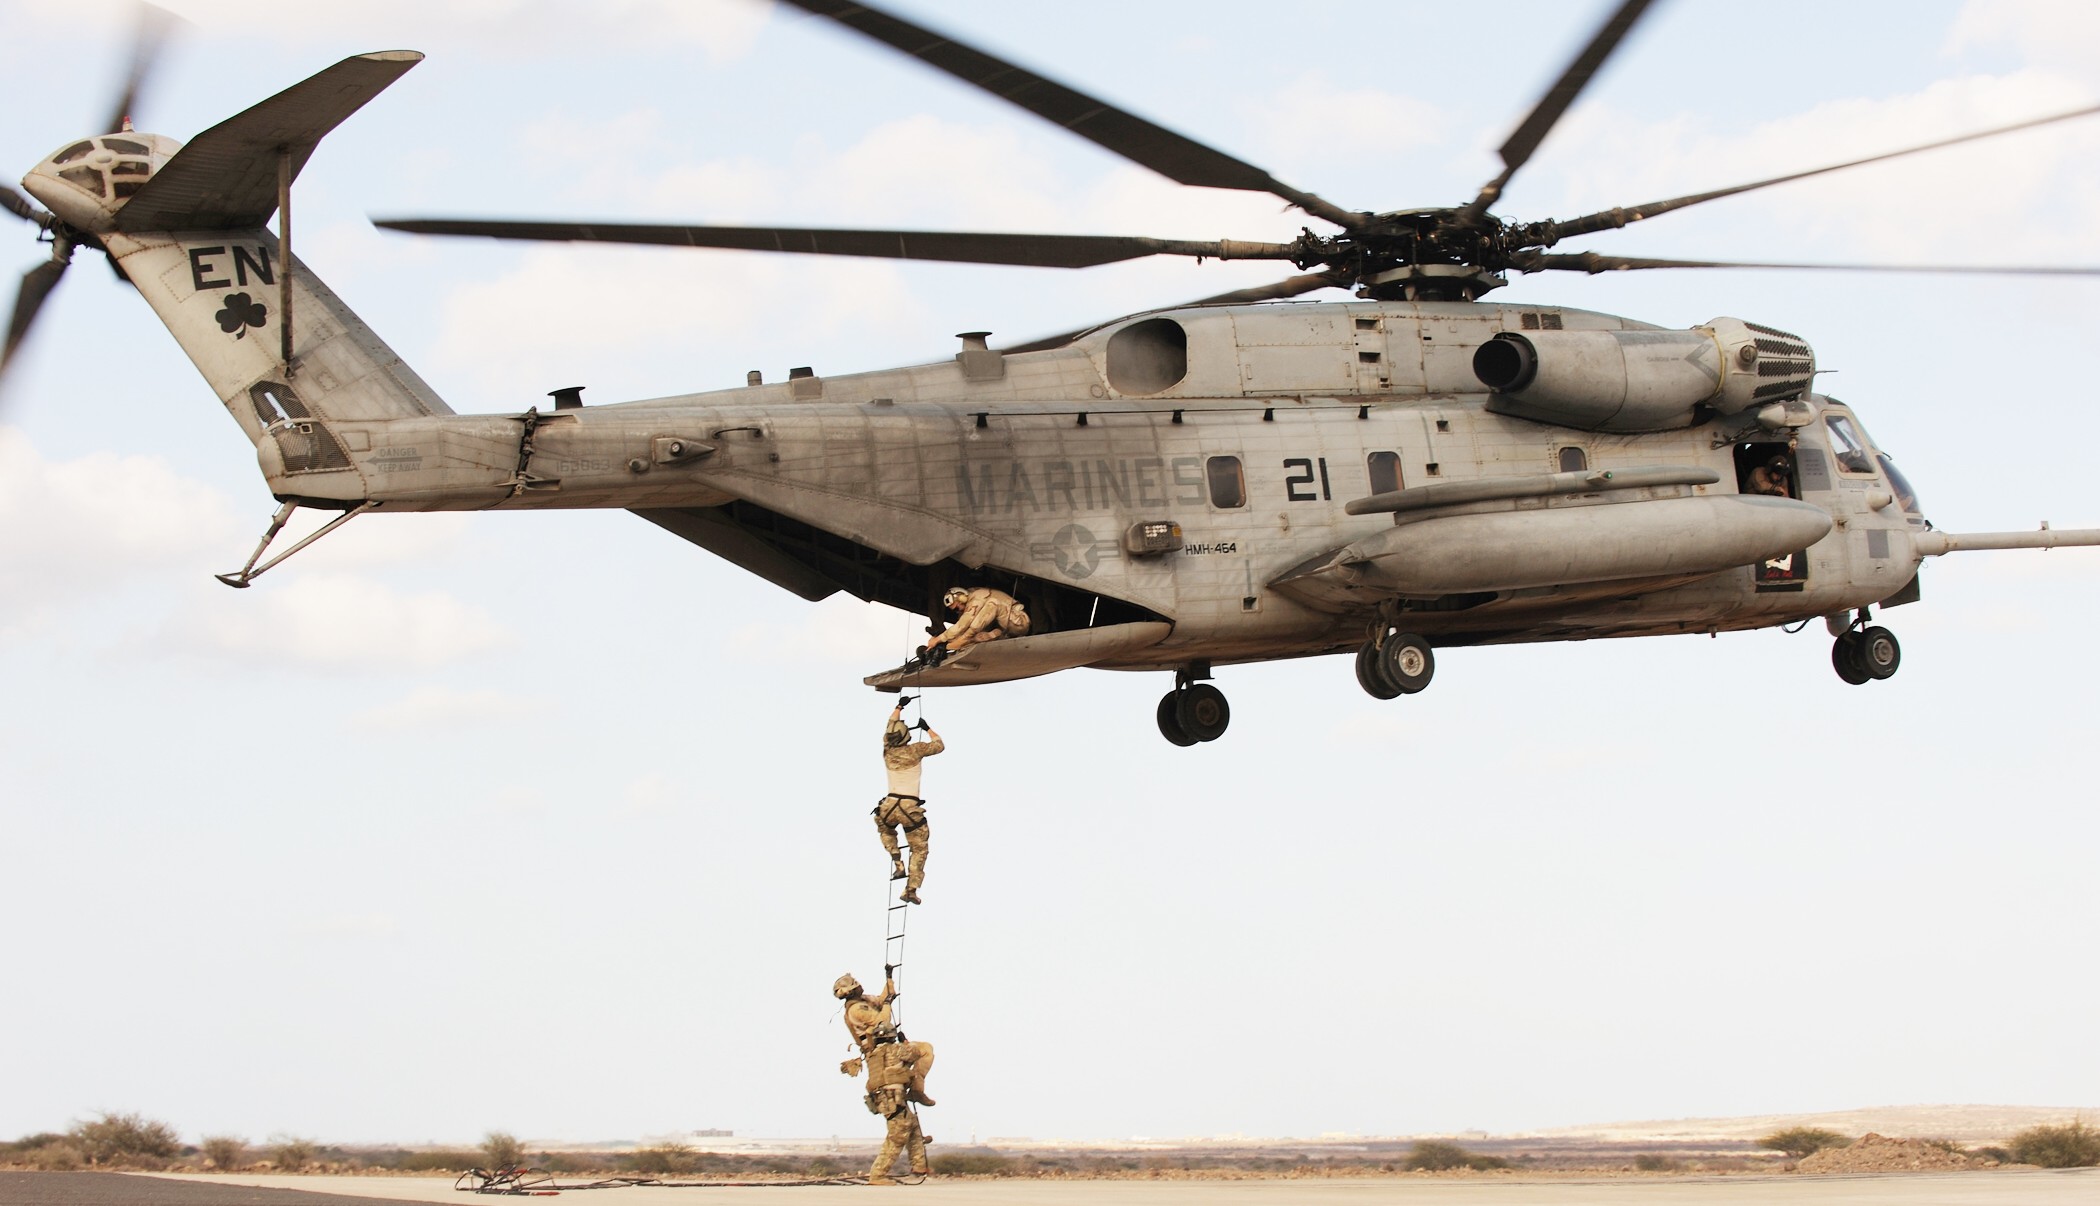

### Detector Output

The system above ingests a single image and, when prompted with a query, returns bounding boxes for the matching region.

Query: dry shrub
[633,1143,697,1176]
[201,1135,247,1171]
[1403,1141,1507,1171]
[22,1143,86,1170]
[71,1112,179,1168]
[2010,1120,2100,1169]
[269,1135,316,1172]
[396,1150,480,1172]
[1633,1153,1680,1171]
[480,1132,526,1169]
[1760,1128,1851,1158]
[932,1149,1016,1176]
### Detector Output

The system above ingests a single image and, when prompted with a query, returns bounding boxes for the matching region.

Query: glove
[884,962,897,977]
[896,695,916,709]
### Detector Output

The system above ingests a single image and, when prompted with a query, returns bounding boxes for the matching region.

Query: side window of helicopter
[1366,450,1403,495]
[1205,456,1247,508]
[1558,446,1587,473]
[1825,414,1876,475]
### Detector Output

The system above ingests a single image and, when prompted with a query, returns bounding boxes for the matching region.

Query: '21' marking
[1283,457,1332,502]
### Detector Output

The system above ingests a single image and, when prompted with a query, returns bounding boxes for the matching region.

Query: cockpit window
[1825,414,1875,475]
[111,160,150,176]
[52,141,93,165]
[1878,454,1921,514]
[102,138,150,155]
[58,166,105,196]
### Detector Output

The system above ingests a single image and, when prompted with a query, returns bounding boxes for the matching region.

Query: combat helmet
[833,973,862,999]
[885,718,910,748]
[942,586,969,609]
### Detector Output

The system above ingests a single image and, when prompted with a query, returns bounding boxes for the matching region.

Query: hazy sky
[2,0,2097,1150]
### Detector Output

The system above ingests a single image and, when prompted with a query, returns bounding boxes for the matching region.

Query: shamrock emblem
[215,292,268,339]
[1050,523,1101,580]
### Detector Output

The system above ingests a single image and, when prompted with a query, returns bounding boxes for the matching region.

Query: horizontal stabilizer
[116,51,423,232]
[866,621,1172,689]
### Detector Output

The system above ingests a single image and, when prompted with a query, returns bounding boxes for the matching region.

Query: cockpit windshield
[1878,453,1921,515]
[1825,410,1923,515]
[1825,413,1875,474]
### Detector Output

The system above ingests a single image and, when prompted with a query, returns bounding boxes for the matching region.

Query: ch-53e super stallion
[8,0,2100,745]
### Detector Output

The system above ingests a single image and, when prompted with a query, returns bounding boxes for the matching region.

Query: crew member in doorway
[834,971,935,1106]
[857,1040,932,1185]
[876,700,941,904]
[921,586,1029,663]
[1748,453,1793,497]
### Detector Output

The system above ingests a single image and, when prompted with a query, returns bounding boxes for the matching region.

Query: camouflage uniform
[928,586,1030,654]
[877,714,942,903]
[836,975,936,1105]
[863,1040,930,1183]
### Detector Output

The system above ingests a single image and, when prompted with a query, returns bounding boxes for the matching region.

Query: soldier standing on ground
[858,1040,932,1186]
[834,972,936,1105]
[876,700,941,904]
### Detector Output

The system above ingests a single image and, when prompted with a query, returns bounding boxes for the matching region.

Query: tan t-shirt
[883,733,943,797]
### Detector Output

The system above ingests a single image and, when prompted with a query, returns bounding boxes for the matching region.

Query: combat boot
[890,861,907,881]
[867,1175,899,1186]
[907,1088,937,1107]
[901,889,922,905]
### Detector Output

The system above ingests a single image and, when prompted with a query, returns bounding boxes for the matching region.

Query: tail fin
[87,52,450,485]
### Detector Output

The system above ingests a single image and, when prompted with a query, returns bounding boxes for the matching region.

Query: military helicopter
[7,1,2099,747]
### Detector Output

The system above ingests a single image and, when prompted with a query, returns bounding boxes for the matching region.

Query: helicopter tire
[1156,692,1198,746]
[1379,632,1435,694]
[1175,683,1231,742]
[1356,642,1403,699]
[1858,626,1902,680]
[1831,634,1871,685]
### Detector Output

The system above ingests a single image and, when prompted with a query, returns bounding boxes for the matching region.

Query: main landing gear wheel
[1156,693,1197,746]
[1355,643,1402,699]
[1857,625,1901,680]
[1832,634,1870,685]
[1380,632,1435,694]
[1831,625,1901,685]
[1175,683,1231,742]
[1357,631,1434,699]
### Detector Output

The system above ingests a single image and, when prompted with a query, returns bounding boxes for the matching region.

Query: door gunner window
[1205,456,1246,508]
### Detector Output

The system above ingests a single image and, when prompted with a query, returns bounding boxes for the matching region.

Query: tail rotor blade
[3,258,70,379]
[3,185,45,225]
[98,2,183,134]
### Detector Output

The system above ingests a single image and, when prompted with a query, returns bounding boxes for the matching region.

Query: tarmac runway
[3,1169,2095,1206]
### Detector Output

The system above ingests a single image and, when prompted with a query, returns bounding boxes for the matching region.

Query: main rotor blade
[1545,102,2100,241]
[373,218,1298,269]
[1176,270,1347,307]
[2,185,44,225]
[98,2,182,135]
[1458,0,1661,224]
[1520,251,2100,277]
[1000,272,1344,355]
[3,259,69,378]
[776,0,1363,229]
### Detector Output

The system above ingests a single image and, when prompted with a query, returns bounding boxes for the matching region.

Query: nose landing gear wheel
[1175,683,1231,742]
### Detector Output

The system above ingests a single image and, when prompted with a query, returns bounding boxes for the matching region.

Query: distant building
[693,1130,733,1139]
